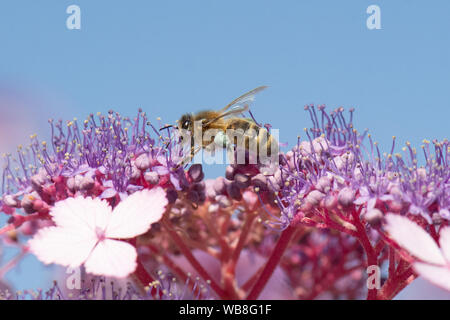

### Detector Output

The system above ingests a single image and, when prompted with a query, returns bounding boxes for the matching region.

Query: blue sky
[0,0,449,297]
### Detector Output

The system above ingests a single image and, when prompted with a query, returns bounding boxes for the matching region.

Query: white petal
[105,188,168,239]
[84,239,137,278]
[28,226,97,268]
[414,262,450,292]
[385,214,446,265]
[51,196,112,233]
[439,227,450,263]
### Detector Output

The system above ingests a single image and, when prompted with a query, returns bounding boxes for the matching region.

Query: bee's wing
[219,86,268,113]
[203,105,249,127]
[202,86,267,127]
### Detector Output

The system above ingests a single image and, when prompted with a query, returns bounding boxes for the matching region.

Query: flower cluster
[0,272,211,300]
[0,105,449,300]
[273,106,449,228]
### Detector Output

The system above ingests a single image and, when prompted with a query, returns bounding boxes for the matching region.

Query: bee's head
[178,113,194,131]
[177,114,194,145]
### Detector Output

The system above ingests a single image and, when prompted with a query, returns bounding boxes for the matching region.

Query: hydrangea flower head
[1,105,449,300]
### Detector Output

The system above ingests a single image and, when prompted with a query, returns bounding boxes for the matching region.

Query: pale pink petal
[385,214,446,265]
[439,227,450,263]
[105,188,168,239]
[51,196,112,233]
[414,262,450,292]
[84,239,137,278]
[28,226,97,268]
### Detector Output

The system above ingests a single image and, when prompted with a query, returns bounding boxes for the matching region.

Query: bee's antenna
[160,124,175,131]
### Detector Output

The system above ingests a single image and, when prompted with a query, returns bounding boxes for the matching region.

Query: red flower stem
[146,244,190,282]
[0,224,15,236]
[378,266,416,300]
[145,244,205,299]
[203,207,231,261]
[390,270,416,298]
[350,209,378,300]
[242,265,264,292]
[374,239,385,257]
[429,223,439,242]
[0,249,26,278]
[246,225,295,300]
[217,212,232,261]
[221,211,256,300]
[388,247,396,277]
[304,264,361,300]
[134,258,155,286]
[231,211,257,269]
[132,258,161,299]
[161,216,229,299]
[0,213,41,235]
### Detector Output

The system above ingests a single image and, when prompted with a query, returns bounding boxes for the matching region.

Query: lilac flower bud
[299,141,312,156]
[21,194,37,214]
[225,165,235,180]
[66,177,76,192]
[67,175,84,192]
[3,195,18,207]
[363,208,383,227]
[305,190,325,207]
[311,136,329,155]
[135,153,151,170]
[234,173,250,189]
[259,165,277,176]
[166,189,178,204]
[274,169,283,184]
[32,199,49,213]
[334,152,354,171]
[188,164,204,183]
[226,182,242,201]
[204,179,216,199]
[144,171,160,185]
[130,164,141,180]
[191,181,205,196]
[268,176,281,191]
[79,176,95,190]
[251,174,268,191]
[198,191,206,203]
[285,150,294,160]
[213,177,226,195]
[353,167,363,181]
[338,187,355,207]
[315,176,332,193]
[215,195,232,208]
[187,190,200,204]
[323,194,338,210]
[30,170,47,192]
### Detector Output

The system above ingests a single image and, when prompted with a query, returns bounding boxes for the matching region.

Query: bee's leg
[180,145,202,166]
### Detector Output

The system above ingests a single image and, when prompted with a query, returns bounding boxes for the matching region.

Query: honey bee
[161,86,279,164]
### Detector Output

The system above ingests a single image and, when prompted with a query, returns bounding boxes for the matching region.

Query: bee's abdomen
[225,119,278,160]
[226,119,259,134]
